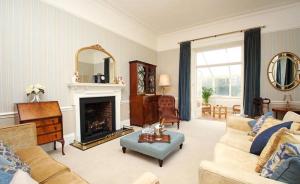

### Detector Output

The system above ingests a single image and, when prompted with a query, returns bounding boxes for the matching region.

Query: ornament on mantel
[116,76,125,85]
[72,72,80,83]
[25,84,45,102]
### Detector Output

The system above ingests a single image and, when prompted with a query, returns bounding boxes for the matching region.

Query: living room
[1,0,300,184]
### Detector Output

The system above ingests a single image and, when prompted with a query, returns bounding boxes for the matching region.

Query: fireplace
[80,96,116,143]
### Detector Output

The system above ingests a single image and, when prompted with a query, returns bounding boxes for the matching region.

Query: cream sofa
[0,123,159,184]
[199,111,300,184]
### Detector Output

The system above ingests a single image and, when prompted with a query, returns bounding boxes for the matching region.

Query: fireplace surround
[68,83,125,143]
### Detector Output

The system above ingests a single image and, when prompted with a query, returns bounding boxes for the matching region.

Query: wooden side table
[213,105,227,119]
[272,107,300,119]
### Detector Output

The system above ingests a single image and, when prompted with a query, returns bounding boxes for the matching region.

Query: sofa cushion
[16,146,49,165]
[270,156,300,184]
[43,171,87,184]
[261,143,300,178]
[16,146,69,183]
[219,129,252,152]
[256,128,299,173]
[250,121,293,155]
[214,143,258,173]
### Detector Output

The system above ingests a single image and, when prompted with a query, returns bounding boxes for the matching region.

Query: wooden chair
[158,95,180,129]
[253,97,271,117]
[232,105,241,114]
[202,103,212,116]
[213,105,227,119]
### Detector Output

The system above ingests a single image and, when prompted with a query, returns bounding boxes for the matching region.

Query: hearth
[80,96,115,143]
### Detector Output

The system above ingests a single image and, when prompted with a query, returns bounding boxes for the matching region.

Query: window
[196,46,242,97]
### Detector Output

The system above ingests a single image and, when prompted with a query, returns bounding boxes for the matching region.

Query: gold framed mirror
[267,52,300,91]
[75,44,116,83]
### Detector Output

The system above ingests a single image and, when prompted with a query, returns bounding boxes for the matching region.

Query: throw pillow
[250,112,273,135]
[248,120,256,128]
[255,128,299,172]
[255,118,282,137]
[0,165,19,184]
[0,140,30,174]
[270,156,300,184]
[10,169,38,184]
[261,143,300,178]
[250,121,293,155]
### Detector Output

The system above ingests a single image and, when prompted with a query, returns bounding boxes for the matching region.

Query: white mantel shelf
[68,83,125,89]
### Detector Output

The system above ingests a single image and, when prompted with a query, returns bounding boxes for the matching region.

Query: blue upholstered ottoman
[120,130,185,167]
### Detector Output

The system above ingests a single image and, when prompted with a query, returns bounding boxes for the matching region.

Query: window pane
[231,76,241,97]
[197,53,206,66]
[215,78,229,96]
[226,47,241,63]
[197,68,213,96]
[229,65,241,76]
[196,46,241,66]
[210,66,229,77]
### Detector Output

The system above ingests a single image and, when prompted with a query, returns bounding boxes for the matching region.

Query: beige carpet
[50,119,226,184]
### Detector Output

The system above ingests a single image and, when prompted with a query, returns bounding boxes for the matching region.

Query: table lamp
[159,74,171,95]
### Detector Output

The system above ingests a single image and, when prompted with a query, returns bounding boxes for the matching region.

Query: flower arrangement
[25,84,45,102]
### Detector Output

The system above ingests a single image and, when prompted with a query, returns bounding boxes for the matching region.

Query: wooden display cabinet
[129,60,160,126]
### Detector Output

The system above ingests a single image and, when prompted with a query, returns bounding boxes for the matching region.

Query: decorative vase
[30,94,40,102]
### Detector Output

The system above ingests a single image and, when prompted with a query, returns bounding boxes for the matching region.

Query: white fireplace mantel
[68,83,125,142]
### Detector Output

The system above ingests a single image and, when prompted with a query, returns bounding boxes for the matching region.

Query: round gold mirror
[75,44,116,83]
[267,52,300,91]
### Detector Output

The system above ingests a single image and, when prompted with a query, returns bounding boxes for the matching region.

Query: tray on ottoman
[120,130,184,167]
[138,134,170,143]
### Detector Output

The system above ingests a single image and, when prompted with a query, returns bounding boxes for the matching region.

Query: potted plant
[202,87,213,104]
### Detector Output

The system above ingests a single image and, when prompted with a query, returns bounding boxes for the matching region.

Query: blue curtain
[178,41,191,121]
[243,28,261,116]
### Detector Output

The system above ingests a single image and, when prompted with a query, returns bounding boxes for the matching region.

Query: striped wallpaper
[0,0,157,113]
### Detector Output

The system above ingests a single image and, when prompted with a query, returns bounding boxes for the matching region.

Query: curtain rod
[178,25,266,44]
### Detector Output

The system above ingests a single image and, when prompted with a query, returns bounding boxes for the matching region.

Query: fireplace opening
[80,96,115,143]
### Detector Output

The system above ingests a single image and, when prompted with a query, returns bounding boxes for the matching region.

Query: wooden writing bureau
[16,101,65,155]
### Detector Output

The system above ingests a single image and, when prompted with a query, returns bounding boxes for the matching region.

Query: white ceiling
[100,0,300,34]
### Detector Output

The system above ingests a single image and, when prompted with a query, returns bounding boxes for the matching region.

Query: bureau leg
[54,141,57,150]
[122,147,126,153]
[60,139,65,155]
[179,144,183,149]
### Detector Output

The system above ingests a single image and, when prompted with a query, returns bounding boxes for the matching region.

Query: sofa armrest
[133,172,159,184]
[199,161,282,184]
[0,123,37,151]
[226,116,254,132]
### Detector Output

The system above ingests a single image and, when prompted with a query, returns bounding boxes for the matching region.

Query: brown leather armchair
[158,95,180,129]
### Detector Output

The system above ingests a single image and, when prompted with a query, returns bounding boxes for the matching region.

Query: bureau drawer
[35,118,59,127]
[37,124,62,135]
[37,131,62,145]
